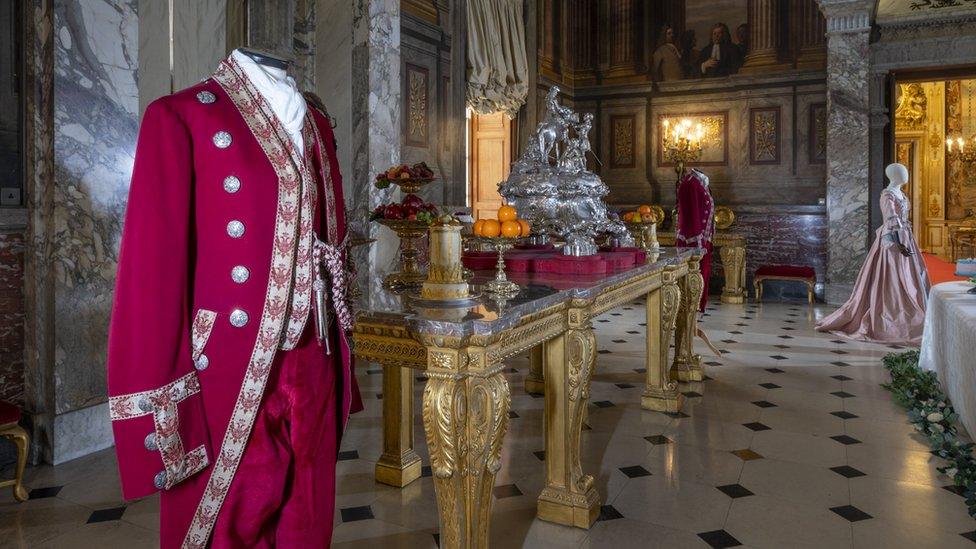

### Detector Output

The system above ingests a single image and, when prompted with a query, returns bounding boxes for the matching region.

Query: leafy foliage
[883,351,976,517]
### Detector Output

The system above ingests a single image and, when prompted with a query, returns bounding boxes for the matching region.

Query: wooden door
[469,111,512,220]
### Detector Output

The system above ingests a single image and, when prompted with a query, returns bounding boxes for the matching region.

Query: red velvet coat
[107,58,360,547]
[675,170,715,311]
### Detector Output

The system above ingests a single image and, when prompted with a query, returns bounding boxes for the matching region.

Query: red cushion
[0,400,21,425]
[755,265,815,279]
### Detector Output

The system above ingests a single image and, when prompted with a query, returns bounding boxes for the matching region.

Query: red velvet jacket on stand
[675,169,715,311]
[106,57,361,547]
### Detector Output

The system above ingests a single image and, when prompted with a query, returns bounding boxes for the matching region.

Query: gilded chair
[0,400,29,502]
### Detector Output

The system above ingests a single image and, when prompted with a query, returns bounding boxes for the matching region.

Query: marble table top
[355,247,696,338]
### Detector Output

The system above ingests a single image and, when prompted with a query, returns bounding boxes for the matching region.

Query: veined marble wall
[23,0,139,463]
[0,231,25,404]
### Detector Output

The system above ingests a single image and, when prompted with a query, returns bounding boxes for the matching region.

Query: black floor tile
[666,411,690,418]
[338,450,359,461]
[633,368,647,374]
[598,350,612,354]
[644,435,673,445]
[87,507,126,523]
[492,484,523,498]
[765,368,785,373]
[830,391,855,398]
[593,400,615,408]
[831,361,851,367]
[960,530,976,542]
[751,400,776,408]
[830,465,866,478]
[697,529,742,548]
[421,465,432,477]
[743,422,771,432]
[340,505,375,522]
[28,486,62,499]
[830,410,858,419]
[597,505,624,521]
[830,505,872,522]
[683,391,703,398]
[615,383,636,389]
[716,484,754,498]
[769,355,789,360]
[830,434,862,445]
[508,410,519,419]
[612,339,627,344]
[944,484,967,497]
[705,361,723,366]
[831,375,853,381]
[533,450,546,461]
[759,383,781,389]
[619,465,652,478]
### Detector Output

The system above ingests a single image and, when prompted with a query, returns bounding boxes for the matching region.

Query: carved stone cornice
[816,0,873,34]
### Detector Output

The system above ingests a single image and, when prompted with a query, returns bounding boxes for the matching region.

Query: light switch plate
[0,188,21,206]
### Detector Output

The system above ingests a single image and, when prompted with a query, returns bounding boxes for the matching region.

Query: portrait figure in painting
[734,23,749,60]
[679,30,700,79]
[652,24,684,82]
[699,23,741,77]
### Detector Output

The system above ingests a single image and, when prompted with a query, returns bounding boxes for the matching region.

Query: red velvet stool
[0,400,29,502]
[754,265,816,304]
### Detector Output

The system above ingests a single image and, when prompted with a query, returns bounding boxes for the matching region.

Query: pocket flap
[191,309,218,361]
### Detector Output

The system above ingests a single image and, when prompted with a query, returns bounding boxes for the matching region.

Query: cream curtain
[466,0,528,118]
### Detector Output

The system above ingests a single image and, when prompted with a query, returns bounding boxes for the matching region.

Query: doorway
[468,110,514,220]
[891,74,976,260]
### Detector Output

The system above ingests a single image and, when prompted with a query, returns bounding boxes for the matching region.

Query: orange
[517,219,531,236]
[638,205,652,215]
[500,220,521,238]
[622,212,634,222]
[481,219,501,238]
[642,213,655,223]
[473,219,485,236]
[498,205,518,222]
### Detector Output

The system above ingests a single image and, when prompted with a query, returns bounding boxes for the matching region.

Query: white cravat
[231,49,306,154]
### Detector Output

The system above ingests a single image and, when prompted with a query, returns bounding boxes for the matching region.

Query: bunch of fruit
[471,205,531,239]
[374,162,436,189]
[621,205,656,224]
[370,193,440,224]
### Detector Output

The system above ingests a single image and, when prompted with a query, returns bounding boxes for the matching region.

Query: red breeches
[210,328,339,548]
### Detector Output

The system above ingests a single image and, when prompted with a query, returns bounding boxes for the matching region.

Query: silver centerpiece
[500,86,632,256]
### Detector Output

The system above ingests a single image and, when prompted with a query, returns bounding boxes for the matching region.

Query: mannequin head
[885,163,909,190]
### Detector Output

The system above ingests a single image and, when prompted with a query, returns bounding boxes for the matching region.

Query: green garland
[882,350,976,518]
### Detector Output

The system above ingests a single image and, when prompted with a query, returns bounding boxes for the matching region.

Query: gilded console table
[352,248,700,548]
[656,232,747,304]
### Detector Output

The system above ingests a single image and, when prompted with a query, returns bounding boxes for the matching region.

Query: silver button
[231,266,250,283]
[223,176,241,193]
[196,91,216,104]
[138,398,153,413]
[213,131,232,148]
[229,309,249,327]
[226,220,245,238]
[144,433,158,451]
[194,354,209,371]
[153,471,168,490]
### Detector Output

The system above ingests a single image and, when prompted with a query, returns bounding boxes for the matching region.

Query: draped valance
[466,0,528,118]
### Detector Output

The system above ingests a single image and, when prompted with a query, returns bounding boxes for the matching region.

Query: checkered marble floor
[3,300,976,548]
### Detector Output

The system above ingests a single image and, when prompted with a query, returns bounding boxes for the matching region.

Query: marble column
[350,0,401,309]
[741,0,783,73]
[607,0,639,78]
[817,0,872,304]
[24,0,139,463]
[795,0,827,69]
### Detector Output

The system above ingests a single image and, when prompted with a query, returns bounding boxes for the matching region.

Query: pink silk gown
[816,189,931,345]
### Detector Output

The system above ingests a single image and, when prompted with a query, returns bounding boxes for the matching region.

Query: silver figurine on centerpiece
[500,86,631,256]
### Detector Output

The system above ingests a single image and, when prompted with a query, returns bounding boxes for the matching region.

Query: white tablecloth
[920,282,976,437]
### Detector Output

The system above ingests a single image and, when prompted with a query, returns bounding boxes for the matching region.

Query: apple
[384,203,404,219]
[402,204,419,217]
[402,194,425,208]
[407,213,417,221]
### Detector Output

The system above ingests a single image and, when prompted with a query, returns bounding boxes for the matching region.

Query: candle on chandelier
[947,138,954,152]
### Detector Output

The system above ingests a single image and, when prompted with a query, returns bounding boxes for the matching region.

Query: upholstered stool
[754,265,816,304]
[0,400,29,502]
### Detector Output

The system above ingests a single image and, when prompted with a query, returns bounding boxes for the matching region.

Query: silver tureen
[499,86,631,256]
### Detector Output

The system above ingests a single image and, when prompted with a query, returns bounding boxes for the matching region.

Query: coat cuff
[110,372,211,500]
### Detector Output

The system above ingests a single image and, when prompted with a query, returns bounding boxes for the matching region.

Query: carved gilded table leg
[524,344,545,394]
[642,267,684,412]
[720,244,747,304]
[537,310,600,529]
[375,365,423,487]
[423,347,511,549]
[673,257,704,383]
